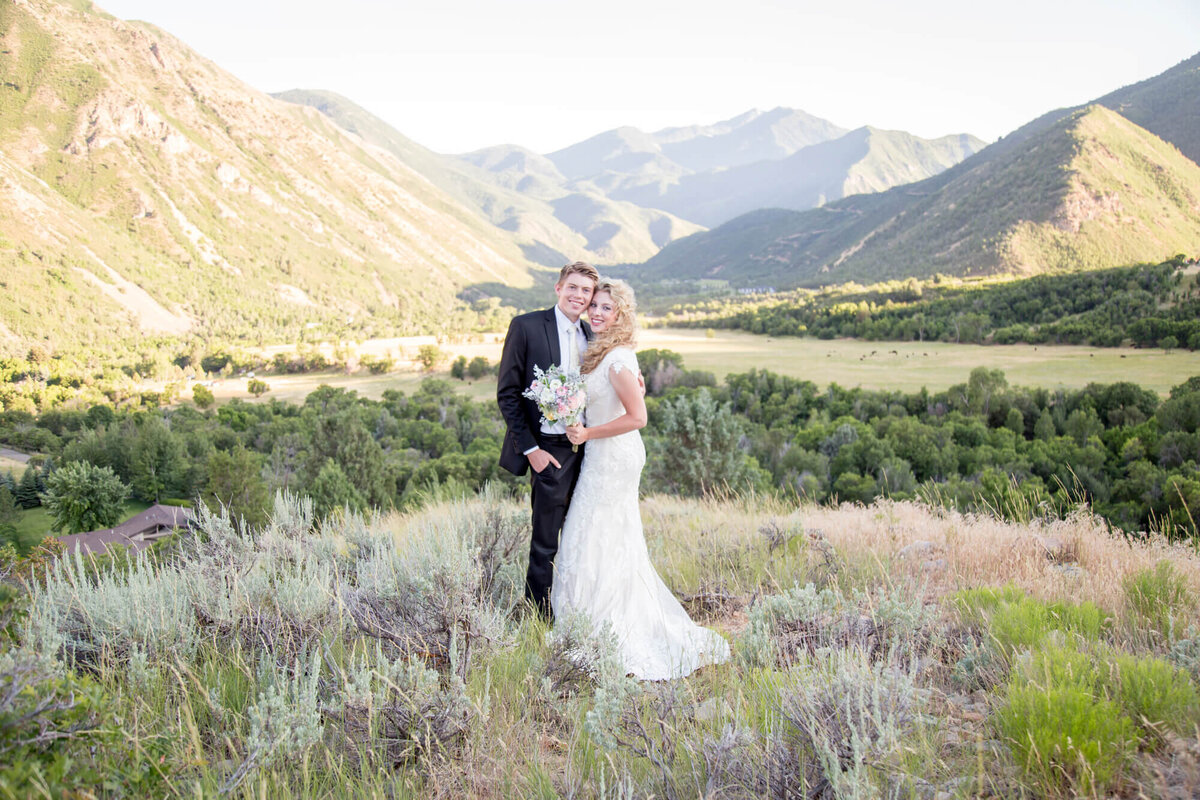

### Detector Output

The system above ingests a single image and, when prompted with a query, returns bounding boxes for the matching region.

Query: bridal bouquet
[523,364,587,449]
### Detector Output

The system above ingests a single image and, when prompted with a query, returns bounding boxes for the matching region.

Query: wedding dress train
[550,347,730,680]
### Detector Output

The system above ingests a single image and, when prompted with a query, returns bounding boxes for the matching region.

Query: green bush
[995,682,1136,797]
[1123,560,1196,641]
[1102,653,1200,743]
[954,585,1110,652]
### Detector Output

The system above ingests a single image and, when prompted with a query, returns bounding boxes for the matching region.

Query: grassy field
[204,329,1200,405]
[639,329,1200,395]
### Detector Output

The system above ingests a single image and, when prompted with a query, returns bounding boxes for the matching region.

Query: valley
[186,329,1200,405]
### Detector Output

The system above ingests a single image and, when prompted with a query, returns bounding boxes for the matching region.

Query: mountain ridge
[276,89,705,267]
[635,102,1200,285]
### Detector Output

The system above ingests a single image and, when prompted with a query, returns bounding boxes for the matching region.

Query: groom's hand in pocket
[527,448,561,473]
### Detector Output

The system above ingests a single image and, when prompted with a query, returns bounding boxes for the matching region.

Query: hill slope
[275,90,704,267]
[0,0,535,356]
[633,52,1200,285]
[638,105,1200,286]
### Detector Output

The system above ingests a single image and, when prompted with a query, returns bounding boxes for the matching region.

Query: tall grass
[2,491,1200,797]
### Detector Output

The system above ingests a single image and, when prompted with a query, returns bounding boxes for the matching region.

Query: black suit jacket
[496,308,592,475]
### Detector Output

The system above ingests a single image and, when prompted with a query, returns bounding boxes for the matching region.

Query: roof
[58,503,197,556]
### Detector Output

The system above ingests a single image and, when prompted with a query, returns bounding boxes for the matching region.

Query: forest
[658,258,1200,349]
[3,354,1198,549]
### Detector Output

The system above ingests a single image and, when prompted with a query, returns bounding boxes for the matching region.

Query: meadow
[5,491,1199,798]
[204,329,1200,406]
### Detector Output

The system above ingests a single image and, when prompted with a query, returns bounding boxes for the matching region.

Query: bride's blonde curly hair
[581,278,638,374]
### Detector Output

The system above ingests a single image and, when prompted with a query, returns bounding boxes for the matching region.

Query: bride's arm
[565,365,647,444]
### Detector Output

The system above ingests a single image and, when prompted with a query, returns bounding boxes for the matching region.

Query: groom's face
[555,274,595,323]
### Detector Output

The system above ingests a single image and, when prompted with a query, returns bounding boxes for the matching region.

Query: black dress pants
[525,433,584,618]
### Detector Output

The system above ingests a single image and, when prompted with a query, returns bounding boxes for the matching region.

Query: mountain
[612,127,984,227]
[275,90,704,267]
[546,107,849,181]
[0,0,536,357]
[636,104,1200,285]
[480,107,981,233]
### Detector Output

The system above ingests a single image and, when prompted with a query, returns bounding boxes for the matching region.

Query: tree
[247,379,270,397]
[202,446,269,528]
[647,389,766,496]
[200,352,231,374]
[130,418,186,503]
[1034,408,1057,441]
[1160,335,1179,353]
[1004,407,1025,437]
[15,466,40,509]
[192,384,215,409]
[416,344,443,371]
[0,485,19,544]
[467,356,490,379]
[308,461,364,518]
[41,462,129,534]
[450,355,467,380]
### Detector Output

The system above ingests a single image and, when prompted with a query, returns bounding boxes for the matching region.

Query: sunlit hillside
[0,0,534,358]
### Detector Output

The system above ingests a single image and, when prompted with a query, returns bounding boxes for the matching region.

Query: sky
[97,0,1200,155]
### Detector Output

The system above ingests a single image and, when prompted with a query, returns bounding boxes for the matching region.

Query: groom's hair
[557,261,599,286]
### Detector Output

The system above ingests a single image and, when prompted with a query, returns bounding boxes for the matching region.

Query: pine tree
[38,457,55,493]
[15,465,40,509]
[0,484,19,542]
[1034,408,1057,441]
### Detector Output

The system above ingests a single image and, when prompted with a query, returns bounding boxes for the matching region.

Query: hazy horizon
[67,0,1200,154]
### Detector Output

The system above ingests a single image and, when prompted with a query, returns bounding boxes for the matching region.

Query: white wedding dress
[551,347,730,680]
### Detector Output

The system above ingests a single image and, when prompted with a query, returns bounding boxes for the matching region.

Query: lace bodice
[580,347,644,477]
[584,348,639,425]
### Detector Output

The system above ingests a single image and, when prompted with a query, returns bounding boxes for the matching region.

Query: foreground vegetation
[2,491,1199,798]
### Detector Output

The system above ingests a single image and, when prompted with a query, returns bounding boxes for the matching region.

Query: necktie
[566,325,577,372]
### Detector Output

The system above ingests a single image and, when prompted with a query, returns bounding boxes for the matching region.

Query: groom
[497,261,599,619]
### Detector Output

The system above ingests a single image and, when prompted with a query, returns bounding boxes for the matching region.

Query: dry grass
[11,491,1200,798]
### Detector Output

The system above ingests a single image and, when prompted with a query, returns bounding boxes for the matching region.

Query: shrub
[995,682,1136,797]
[222,650,324,793]
[191,383,214,409]
[647,389,767,496]
[1124,560,1196,642]
[739,582,844,668]
[416,344,443,371]
[1102,653,1200,743]
[466,356,490,379]
[344,507,508,680]
[329,639,477,768]
[28,549,199,667]
[779,649,921,799]
[541,612,624,699]
[953,585,1110,653]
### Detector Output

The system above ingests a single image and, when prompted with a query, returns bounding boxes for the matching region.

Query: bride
[552,278,730,680]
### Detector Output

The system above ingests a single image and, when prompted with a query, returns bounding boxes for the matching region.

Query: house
[59,504,196,556]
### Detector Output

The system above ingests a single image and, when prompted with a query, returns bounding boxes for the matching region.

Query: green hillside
[274,90,704,266]
[635,105,1200,286]
[0,0,535,359]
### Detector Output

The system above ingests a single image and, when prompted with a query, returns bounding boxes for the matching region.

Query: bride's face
[588,291,617,332]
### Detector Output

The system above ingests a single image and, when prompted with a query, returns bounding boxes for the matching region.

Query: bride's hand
[566,424,588,445]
